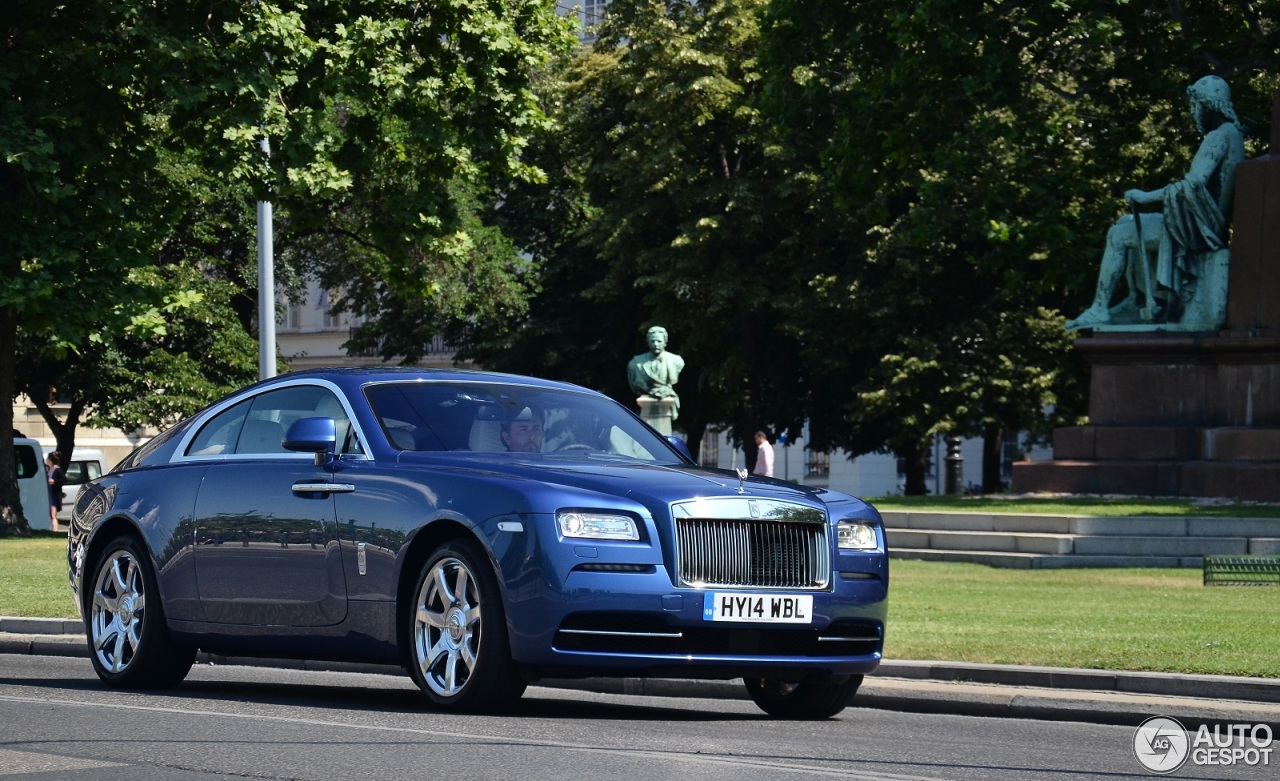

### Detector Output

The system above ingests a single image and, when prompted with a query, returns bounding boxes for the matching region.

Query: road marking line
[0,747,126,776]
[0,693,948,780]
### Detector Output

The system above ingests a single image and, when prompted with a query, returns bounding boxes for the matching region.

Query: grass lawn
[3,532,1279,678]
[0,534,78,619]
[886,560,1280,678]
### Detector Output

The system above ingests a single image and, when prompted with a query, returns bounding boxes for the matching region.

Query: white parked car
[14,437,51,530]
[44,447,107,521]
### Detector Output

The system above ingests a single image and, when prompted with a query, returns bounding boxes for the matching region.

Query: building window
[282,301,304,330]
[805,449,830,479]
[584,0,608,28]
[316,288,343,329]
[699,430,720,467]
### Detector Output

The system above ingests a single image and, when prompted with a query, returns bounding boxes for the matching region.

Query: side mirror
[284,417,337,465]
[666,436,694,463]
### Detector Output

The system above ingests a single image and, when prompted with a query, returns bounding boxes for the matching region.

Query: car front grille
[675,517,830,589]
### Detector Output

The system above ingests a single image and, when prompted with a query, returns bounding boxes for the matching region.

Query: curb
[6,617,1280,729]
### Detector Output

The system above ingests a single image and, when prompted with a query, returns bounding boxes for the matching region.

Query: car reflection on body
[67,368,888,718]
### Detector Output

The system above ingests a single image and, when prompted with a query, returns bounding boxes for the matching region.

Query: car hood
[394,452,877,519]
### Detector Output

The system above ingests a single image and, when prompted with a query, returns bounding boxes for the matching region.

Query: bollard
[944,436,964,495]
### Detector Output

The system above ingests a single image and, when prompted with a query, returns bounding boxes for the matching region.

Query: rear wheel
[744,674,863,719]
[407,540,525,712]
[86,536,195,689]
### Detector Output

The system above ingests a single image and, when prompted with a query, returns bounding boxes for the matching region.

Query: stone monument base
[1012,333,1280,501]
[636,395,677,436]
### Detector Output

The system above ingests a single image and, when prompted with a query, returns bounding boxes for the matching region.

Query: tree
[759,0,1278,493]
[2,1,574,534]
[3,3,184,532]
[471,0,815,461]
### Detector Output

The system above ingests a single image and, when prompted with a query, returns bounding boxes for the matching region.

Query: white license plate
[702,592,813,624]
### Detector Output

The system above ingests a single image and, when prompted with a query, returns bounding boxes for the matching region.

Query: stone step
[1072,535,1248,557]
[879,512,1280,566]
[880,511,1280,538]
[890,548,1202,570]
[887,529,1075,555]
[1052,426,1280,462]
[887,529,1250,558]
[1011,459,1280,502]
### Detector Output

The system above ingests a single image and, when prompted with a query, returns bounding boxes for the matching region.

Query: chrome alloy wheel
[90,548,147,673]
[413,556,482,698]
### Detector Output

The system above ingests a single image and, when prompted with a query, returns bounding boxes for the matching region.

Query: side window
[14,446,38,479]
[235,385,353,456]
[65,461,103,486]
[65,462,84,484]
[187,399,252,457]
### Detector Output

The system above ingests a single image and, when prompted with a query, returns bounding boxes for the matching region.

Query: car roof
[253,367,599,396]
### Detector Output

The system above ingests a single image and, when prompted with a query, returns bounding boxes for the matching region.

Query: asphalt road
[1,654,1273,781]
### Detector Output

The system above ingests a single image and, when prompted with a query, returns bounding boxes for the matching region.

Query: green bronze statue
[627,326,685,420]
[1066,75,1246,331]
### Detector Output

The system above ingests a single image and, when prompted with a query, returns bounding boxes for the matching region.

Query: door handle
[292,482,355,494]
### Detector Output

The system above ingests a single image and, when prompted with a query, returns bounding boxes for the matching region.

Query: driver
[500,407,544,453]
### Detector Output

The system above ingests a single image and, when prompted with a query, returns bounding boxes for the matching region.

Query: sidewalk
[5,615,1279,729]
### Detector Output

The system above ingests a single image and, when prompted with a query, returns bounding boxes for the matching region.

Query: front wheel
[407,540,526,712]
[86,536,195,689]
[744,674,863,719]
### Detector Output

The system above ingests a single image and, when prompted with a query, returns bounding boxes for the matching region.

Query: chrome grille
[675,517,830,589]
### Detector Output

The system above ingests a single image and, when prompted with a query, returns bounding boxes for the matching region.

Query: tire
[407,540,526,712]
[744,674,863,719]
[85,536,195,689]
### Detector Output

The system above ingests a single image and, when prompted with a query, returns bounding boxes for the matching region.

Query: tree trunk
[32,390,84,479]
[680,422,705,466]
[0,308,31,535]
[900,439,929,496]
[982,422,1005,494]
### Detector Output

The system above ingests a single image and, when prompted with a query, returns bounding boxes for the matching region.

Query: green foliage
[307,178,540,364]
[2,1,576,533]
[471,0,816,457]
[755,0,1278,490]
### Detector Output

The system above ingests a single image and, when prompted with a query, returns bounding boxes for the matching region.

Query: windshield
[365,381,683,463]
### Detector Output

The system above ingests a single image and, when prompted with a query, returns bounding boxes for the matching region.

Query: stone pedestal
[1012,334,1280,500]
[636,395,677,436]
[1014,96,1280,500]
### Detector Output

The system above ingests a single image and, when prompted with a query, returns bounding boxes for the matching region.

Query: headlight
[557,511,640,541]
[837,520,880,550]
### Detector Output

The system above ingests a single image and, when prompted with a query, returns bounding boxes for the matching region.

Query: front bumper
[506,565,887,679]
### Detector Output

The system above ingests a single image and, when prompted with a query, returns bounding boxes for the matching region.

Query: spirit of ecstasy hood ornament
[735,468,748,494]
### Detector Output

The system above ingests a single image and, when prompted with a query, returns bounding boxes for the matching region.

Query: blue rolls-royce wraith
[68,368,888,718]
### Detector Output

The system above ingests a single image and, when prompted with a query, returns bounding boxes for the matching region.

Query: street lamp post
[257,137,276,380]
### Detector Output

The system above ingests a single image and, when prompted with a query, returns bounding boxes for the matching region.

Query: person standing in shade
[753,431,774,478]
[46,452,64,532]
